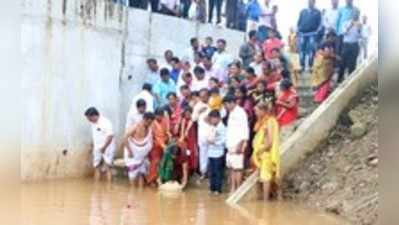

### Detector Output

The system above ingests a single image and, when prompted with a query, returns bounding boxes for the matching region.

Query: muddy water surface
[21,179,350,225]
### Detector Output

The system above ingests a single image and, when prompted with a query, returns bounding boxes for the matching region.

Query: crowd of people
[86,0,371,201]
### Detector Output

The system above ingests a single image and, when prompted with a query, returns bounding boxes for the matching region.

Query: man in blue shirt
[336,0,360,56]
[337,10,362,83]
[336,0,360,36]
[153,68,176,107]
[170,57,182,83]
[296,0,322,70]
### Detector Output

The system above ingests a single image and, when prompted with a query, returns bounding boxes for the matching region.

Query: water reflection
[21,179,349,225]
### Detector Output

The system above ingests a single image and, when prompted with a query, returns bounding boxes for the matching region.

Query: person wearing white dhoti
[124,132,153,182]
[192,89,211,180]
[122,112,155,187]
[85,107,116,182]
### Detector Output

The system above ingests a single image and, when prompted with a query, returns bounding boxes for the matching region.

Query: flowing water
[21,179,350,225]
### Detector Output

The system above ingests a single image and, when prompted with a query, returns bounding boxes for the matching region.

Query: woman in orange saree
[146,108,170,186]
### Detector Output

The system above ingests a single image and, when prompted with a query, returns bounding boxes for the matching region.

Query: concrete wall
[22,0,244,180]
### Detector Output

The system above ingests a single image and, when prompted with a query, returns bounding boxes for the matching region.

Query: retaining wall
[21,0,244,180]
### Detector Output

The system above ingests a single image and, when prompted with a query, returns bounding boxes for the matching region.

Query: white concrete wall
[21,0,244,180]
[121,10,245,126]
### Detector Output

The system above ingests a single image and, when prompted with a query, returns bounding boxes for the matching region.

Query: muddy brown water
[21,179,350,225]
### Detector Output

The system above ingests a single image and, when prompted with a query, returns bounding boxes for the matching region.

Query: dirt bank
[282,82,378,225]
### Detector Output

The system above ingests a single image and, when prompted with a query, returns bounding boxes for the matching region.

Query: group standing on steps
[85,0,371,201]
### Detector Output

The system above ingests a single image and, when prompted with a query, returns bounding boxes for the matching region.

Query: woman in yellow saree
[252,101,280,201]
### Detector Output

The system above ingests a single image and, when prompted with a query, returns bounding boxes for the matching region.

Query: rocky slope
[282,82,378,225]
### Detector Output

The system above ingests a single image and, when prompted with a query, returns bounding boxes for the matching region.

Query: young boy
[207,110,226,195]
[85,107,116,182]
[202,36,217,58]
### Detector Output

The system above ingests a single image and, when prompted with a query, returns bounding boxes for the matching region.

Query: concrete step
[226,170,259,204]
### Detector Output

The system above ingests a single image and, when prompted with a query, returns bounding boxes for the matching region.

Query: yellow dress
[252,116,280,182]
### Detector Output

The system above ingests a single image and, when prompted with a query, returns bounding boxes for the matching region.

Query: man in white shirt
[192,66,210,92]
[223,95,249,193]
[126,99,147,130]
[192,89,211,179]
[130,83,154,113]
[258,0,274,29]
[146,59,160,86]
[360,15,372,60]
[161,50,174,71]
[203,56,226,84]
[85,107,116,182]
[212,39,234,78]
[183,37,202,64]
[323,0,340,33]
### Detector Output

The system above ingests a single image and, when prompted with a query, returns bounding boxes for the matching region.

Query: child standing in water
[207,110,226,195]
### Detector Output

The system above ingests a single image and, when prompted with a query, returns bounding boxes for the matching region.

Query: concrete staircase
[297,72,317,119]
[226,55,378,205]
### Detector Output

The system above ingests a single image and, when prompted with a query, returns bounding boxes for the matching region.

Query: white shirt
[249,61,263,77]
[205,66,227,84]
[145,70,160,86]
[183,47,196,63]
[258,3,273,28]
[160,62,173,71]
[226,106,249,149]
[192,101,208,122]
[188,2,198,20]
[125,112,143,130]
[197,107,211,142]
[191,76,210,92]
[212,51,234,71]
[361,24,371,40]
[91,116,115,151]
[130,90,155,114]
[323,8,339,32]
[160,0,180,10]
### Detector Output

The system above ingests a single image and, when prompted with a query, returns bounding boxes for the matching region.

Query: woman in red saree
[275,79,299,142]
[259,60,282,92]
[176,107,198,175]
[146,108,170,185]
[166,92,182,136]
